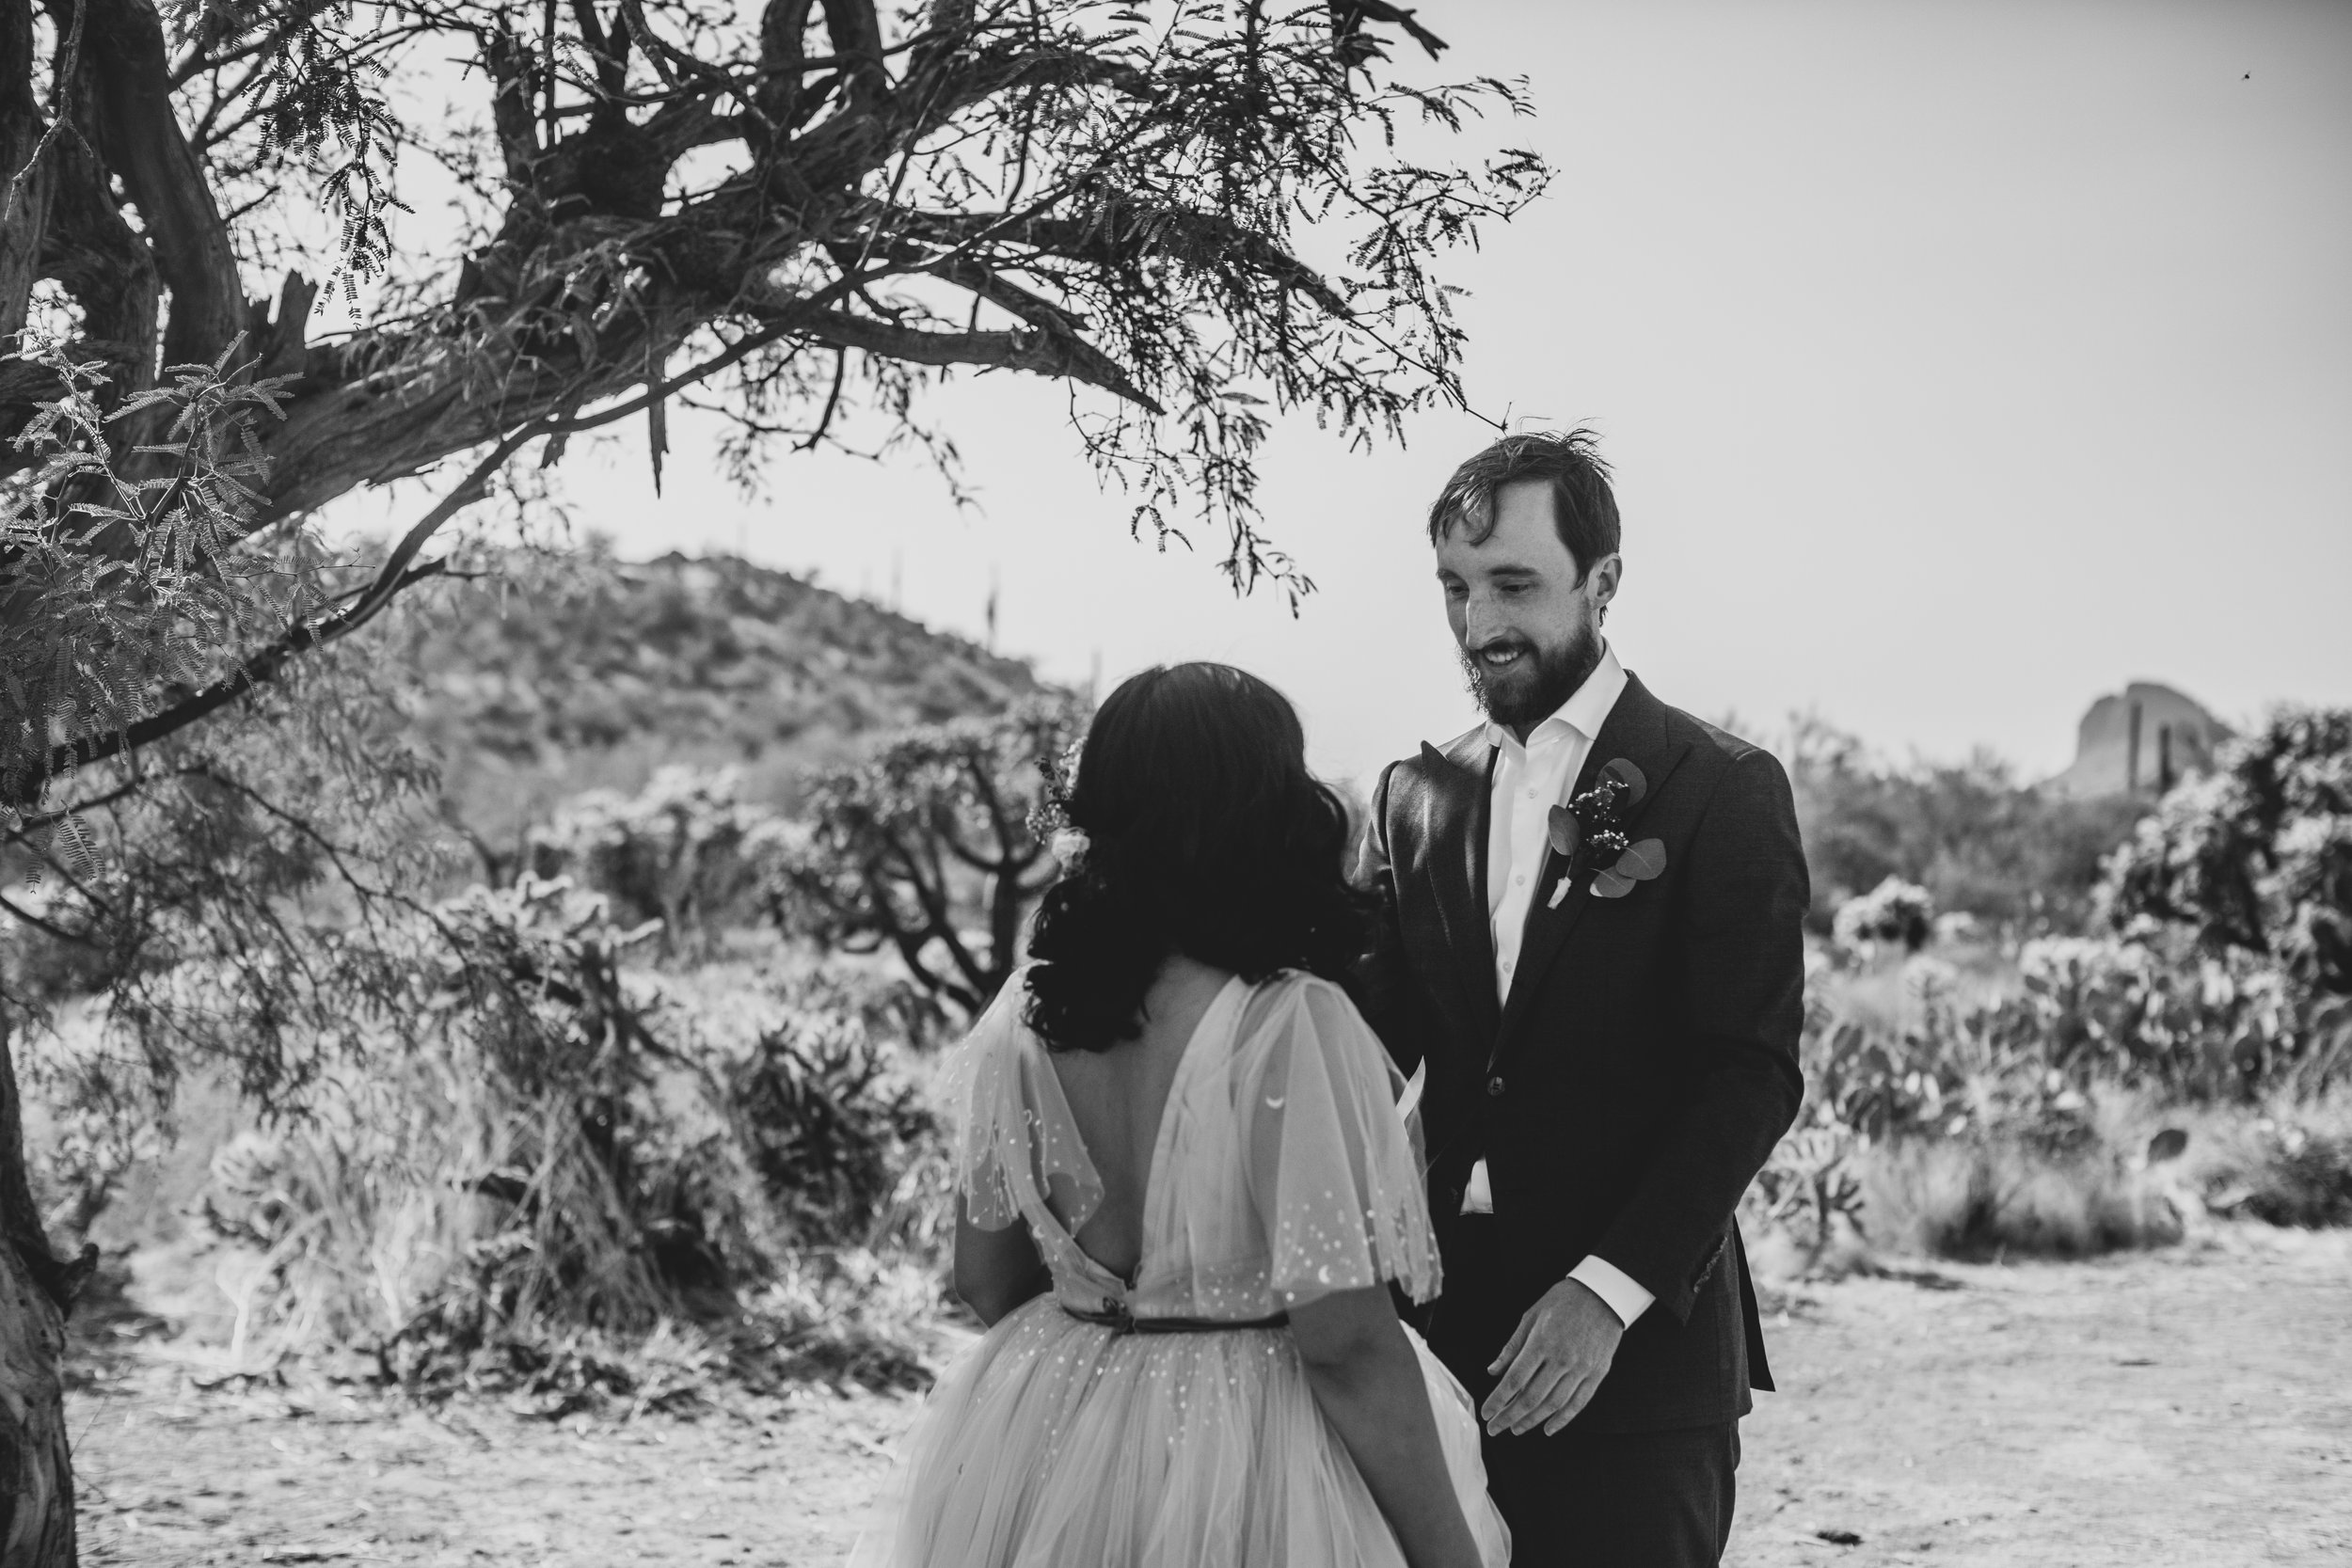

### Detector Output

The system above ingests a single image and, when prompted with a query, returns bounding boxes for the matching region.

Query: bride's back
[1044,956,1235,1280]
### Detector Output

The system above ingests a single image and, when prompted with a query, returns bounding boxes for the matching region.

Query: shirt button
[1486,1075,1506,1098]
[1515,873,1527,885]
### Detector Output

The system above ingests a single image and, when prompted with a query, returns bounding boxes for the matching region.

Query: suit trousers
[1429,1215,1741,1568]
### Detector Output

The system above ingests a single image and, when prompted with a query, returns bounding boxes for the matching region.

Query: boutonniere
[1545,757,1668,905]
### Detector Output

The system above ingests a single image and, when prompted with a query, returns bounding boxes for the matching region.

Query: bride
[850,662,1508,1568]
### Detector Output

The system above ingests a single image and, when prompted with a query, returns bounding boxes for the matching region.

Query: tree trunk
[0,1243,74,1567]
[0,1009,82,1568]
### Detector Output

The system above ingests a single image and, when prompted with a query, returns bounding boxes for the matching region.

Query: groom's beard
[1459,620,1602,730]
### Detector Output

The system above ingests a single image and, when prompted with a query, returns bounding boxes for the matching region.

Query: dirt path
[1726,1225,2352,1568]
[71,1226,2350,1566]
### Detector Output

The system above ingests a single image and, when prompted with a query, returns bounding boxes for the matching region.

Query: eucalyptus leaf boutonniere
[1545,756,1668,906]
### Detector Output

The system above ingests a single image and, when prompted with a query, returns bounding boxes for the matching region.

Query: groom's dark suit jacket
[1359,673,1807,1433]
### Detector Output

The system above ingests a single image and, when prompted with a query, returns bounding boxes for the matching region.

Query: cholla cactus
[1901,954,1962,1049]
[527,766,782,949]
[1746,1124,1867,1272]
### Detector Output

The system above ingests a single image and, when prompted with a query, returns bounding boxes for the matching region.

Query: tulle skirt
[847,1295,1511,1568]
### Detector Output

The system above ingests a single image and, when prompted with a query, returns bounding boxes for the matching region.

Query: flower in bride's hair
[1050,828,1091,871]
[1027,732,1088,843]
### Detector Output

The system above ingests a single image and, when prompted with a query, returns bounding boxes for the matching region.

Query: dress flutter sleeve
[1239,976,1442,1307]
[945,974,1035,1231]
[945,968,1102,1234]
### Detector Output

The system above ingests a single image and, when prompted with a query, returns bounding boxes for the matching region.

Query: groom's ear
[1588,551,1624,610]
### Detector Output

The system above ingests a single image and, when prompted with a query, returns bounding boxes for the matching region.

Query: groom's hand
[1481,1277,1625,1438]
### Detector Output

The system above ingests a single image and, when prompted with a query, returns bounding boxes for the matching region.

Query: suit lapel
[1494,674,1690,1052]
[1417,731,1500,1044]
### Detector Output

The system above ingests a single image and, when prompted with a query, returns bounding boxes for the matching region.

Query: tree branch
[27,425,534,798]
[483,22,544,187]
[785,304,1164,414]
[930,201,1354,320]
[0,0,60,341]
[168,0,341,87]
[0,887,100,947]
[818,0,887,114]
[40,123,163,398]
[13,759,212,829]
[74,0,246,367]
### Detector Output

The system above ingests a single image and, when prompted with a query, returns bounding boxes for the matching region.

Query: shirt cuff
[1567,1255,1654,1327]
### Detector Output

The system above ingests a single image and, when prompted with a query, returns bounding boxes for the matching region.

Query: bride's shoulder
[955,965,1041,1057]
[1229,974,1402,1106]
[1253,967,1349,1003]
[1235,969,1372,1041]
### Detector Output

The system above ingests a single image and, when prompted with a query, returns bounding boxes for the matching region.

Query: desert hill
[379,549,1049,849]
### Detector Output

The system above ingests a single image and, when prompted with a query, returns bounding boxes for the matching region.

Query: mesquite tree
[0,1,1542,1555]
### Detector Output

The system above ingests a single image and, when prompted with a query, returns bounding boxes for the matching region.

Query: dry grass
[1853,1085,2352,1262]
[1861,1139,2167,1260]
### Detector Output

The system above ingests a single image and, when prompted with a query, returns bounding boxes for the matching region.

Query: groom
[1357,430,1808,1566]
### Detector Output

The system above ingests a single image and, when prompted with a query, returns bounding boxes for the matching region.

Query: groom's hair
[1426,427,1621,581]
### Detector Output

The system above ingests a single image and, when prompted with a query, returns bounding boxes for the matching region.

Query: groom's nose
[1461,590,1511,648]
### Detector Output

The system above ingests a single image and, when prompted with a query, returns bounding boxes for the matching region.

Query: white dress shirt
[1459,641,1656,1330]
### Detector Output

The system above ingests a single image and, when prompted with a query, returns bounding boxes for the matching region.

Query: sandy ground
[69,1225,2351,1567]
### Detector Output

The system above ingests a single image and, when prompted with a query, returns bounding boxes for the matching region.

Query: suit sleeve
[1350,761,1421,1076]
[1593,747,1807,1323]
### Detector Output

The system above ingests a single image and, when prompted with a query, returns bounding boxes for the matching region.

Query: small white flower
[1050,828,1091,870]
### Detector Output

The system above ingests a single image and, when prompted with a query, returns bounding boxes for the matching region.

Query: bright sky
[328,0,2352,795]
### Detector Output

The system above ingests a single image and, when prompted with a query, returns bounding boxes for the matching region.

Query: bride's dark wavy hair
[1023,663,1369,1053]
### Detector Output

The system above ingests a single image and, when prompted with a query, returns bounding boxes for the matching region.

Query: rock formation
[2052,683,2230,799]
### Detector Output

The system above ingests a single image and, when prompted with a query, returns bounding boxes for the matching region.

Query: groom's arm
[1351,761,1422,1077]
[1592,745,1808,1324]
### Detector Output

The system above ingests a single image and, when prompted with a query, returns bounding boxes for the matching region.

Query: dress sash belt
[1061,1302,1290,1336]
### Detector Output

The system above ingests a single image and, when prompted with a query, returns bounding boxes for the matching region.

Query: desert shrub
[1833,876,1935,956]
[1743,711,2352,1267]
[176,879,745,1355]
[2102,705,2352,998]
[421,948,961,1397]
[723,972,947,1253]
[1861,1135,2168,1261]
[377,1252,943,1415]
[1756,935,2352,1267]
[377,1301,714,1418]
[2203,1121,2352,1228]
[1753,911,2340,1266]
[147,879,946,1373]
[2237,1132,2352,1227]
[1770,981,2108,1261]
[2011,934,2347,1099]
[526,765,793,952]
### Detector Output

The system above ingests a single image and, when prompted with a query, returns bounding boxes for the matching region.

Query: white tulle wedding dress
[847,969,1510,1568]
